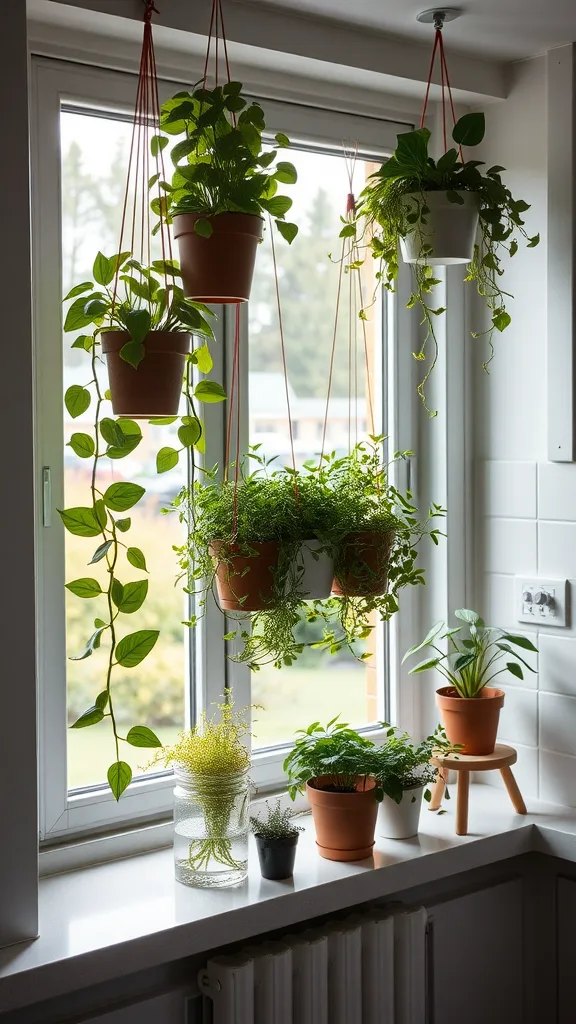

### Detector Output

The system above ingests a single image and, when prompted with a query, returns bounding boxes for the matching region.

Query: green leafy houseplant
[151,693,251,880]
[250,800,303,840]
[403,608,538,698]
[284,718,377,797]
[250,799,303,880]
[60,250,224,800]
[368,725,456,805]
[355,112,539,410]
[155,82,298,242]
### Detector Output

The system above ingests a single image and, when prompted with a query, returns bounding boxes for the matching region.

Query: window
[33,57,410,840]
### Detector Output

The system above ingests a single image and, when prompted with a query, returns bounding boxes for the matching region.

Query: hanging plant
[355,112,539,411]
[172,440,444,669]
[154,82,299,302]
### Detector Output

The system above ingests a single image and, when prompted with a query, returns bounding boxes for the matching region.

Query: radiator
[198,905,428,1024]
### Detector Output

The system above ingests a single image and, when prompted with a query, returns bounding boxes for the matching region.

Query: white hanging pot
[399,190,480,266]
[294,539,335,600]
[377,784,424,840]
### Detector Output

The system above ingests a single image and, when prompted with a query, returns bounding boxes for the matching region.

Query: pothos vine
[60,250,222,799]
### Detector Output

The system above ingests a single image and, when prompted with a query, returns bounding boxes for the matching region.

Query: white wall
[472,54,576,807]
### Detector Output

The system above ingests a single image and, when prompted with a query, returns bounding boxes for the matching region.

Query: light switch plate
[515,577,569,627]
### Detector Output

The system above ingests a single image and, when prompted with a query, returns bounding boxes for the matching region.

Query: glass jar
[173,767,250,888]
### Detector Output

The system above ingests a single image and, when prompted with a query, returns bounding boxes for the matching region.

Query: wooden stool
[430,743,527,836]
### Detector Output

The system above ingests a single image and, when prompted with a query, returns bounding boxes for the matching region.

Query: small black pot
[255,833,299,880]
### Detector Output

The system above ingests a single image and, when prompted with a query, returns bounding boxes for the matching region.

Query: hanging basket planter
[173,213,264,303]
[399,190,480,266]
[332,530,395,598]
[210,539,281,612]
[101,331,191,418]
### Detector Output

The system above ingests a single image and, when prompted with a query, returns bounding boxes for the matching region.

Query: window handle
[42,466,51,528]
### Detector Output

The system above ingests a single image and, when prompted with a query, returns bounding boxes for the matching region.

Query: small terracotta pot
[306,776,378,862]
[173,212,264,303]
[332,530,395,598]
[210,539,280,612]
[101,331,191,418]
[436,686,505,755]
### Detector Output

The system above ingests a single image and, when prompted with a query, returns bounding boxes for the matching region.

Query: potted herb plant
[154,83,298,302]
[403,609,538,754]
[370,725,456,840]
[284,718,379,862]
[356,113,539,409]
[150,691,251,888]
[64,251,217,417]
[250,799,303,880]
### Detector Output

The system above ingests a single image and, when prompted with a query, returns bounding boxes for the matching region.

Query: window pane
[61,110,187,790]
[248,147,383,749]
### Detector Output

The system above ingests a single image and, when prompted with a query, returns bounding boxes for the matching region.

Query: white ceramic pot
[377,785,424,840]
[399,190,480,266]
[294,539,335,599]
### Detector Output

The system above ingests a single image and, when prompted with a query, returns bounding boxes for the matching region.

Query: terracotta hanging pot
[306,776,378,862]
[400,190,480,266]
[436,686,505,755]
[101,331,191,418]
[210,539,280,612]
[294,540,335,600]
[332,530,395,598]
[173,212,264,303]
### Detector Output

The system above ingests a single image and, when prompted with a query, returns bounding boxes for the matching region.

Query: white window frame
[32,54,417,843]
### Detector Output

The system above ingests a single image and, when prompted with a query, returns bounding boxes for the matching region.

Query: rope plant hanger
[353,6,539,414]
[60,0,219,801]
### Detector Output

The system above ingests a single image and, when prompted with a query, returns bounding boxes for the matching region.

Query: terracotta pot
[210,539,280,612]
[436,686,505,755]
[306,776,378,862]
[377,784,424,840]
[399,190,480,266]
[173,212,264,303]
[101,331,191,418]
[332,530,395,598]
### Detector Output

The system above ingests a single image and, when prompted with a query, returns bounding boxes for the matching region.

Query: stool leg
[456,771,470,836]
[500,765,527,815]
[428,768,447,812]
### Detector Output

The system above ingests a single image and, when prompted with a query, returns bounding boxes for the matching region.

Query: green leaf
[194,343,213,374]
[107,760,132,800]
[115,518,132,533]
[127,547,148,571]
[69,628,105,661]
[156,446,180,474]
[446,190,465,205]
[71,705,104,728]
[261,195,293,217]
[71,334,94,352]
[506,661,524,680]
[117,579,148,614]
[126,725,162,748]
[528,233,540,248]
[89,540,113,564]
[149,417,178,425]
[178,418,201,448]
[64,295,98,332]
[194,218,213,238]
[95,690,109,709]
[120,341,146,369]
[274,161,298,184]
[452,112,485,147]
[500,633,538,653]
[275,220,298,243]
[68,432,94,458]
[94,499,108,529]
[124,308,151,345]
[58,506,102,538]
[64,281,93,301]
[492,310,512,332]
[395,127,431,171]
[151,134,169,157]
[275,132,290,147]
[409,656,441,674]
[65,577,102,599]
[454,608,481,625]
[93,252,114,286]
[194,380,226,403]
[111,578,124,608]
[454,653,476,672]
[103,482,145,512]
[65,385,91,419]
[116,629,159,668]
[100,418,126,447]
[402,621,445,663]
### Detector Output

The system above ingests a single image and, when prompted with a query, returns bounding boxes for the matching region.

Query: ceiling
[251,0,576,61]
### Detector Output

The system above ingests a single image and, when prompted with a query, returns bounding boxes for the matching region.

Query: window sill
[4,785,576,1014]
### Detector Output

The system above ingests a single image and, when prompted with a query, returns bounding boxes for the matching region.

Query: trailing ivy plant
[353,112,539,412]
[60,250,224,799]
[153,82,298,242]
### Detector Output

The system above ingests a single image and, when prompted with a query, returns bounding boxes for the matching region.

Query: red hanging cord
[420,23,464,160]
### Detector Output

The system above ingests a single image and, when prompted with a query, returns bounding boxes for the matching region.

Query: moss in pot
[403,609,538,755]
[250,800,303,880]
[284,718,379,862]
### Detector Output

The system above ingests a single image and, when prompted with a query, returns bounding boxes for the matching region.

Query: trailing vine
[60,250,223,799]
